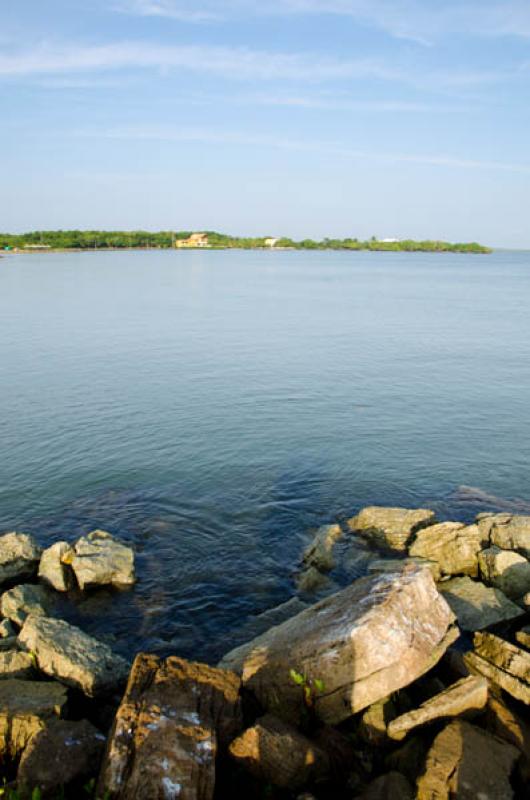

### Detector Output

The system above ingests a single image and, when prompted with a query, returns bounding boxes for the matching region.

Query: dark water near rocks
[1,248,530,662]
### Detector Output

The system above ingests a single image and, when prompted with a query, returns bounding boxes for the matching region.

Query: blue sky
[1,1,530,246]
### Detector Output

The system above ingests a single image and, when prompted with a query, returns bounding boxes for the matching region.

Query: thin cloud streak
[80,124,530,175]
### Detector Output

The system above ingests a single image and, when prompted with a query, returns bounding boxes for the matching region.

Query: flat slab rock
[18,719,106,797]
[98,654,243,800]
[440,576,523,631]
[71,530,135,590]
[0,679,67,759]
[416,719,519,800]
[229,713,329,791]
[409,522,486,578]
[346,507,436,552]
[18,614,129,698]
[387,676,488,741]
[220,565,458,725]
[464,631,530,705]
[0,532,42,588]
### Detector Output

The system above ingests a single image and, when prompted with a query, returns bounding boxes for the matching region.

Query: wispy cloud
[117,0,530,41]
[79,123,530,175]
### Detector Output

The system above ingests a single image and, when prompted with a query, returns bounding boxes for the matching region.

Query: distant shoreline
[1,230,492,255]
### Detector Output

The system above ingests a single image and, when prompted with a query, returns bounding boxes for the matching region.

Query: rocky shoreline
[0,506,529,798]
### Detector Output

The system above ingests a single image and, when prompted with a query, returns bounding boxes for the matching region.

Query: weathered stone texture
[38,541,74,592]
[71,530,135,590]
[440,576,523,631]
[0,533,42,587]
[1,583,51,627]
[346,507,436,552]
[0,679,67,759]
[478,545,530,600]
[409,522,485,577]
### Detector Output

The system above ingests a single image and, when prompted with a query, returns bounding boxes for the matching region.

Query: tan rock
[485,694,530,782]
[357,772,414,800]
[71,530,135,590]
[229,713,329,790]
[477,513,530,559]
[301,524,343,572]
[18,614,129,698]
[0,619,16,638]
[368,558,441,582]
[440,576,523,630]
[0,679,67,759]
[346,507,436,552]
[516,625,530,649]
[98,654,243,800]
[220,566,458,725]
[416,719,519,800]
[1,583,51,627]
[358,696,396,746]
[387,676,488,741]
[409,522,486,578]
[463,634,530,705]
[0,650,34,680]
[478,545,530,601]
[18,719,106,797]
[38,542,74,592]
[0,533,42,588]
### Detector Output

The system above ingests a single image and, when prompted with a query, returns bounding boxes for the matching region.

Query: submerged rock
[301,524,343,573]
[0,679,67,759]
[387,676,488,741]
[220,565,458,725]
[440,576,523,631]
[409,522,485,578]
[0,532,42,588]
[416,719,518,800]
[346,507,436,552]
[18,719,106,798]
[1,583,52,627]
[98,653,243,800]
[229,713,329,791]
[478,545,530,601]
[71,530,135,590]
[18,614,129,698]
[38,541,74,592]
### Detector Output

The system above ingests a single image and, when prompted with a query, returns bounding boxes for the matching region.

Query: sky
[1,1,530,246]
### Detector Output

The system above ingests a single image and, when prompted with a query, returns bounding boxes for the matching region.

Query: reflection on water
[1,249,530,662]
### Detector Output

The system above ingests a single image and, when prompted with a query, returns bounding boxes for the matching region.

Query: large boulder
[1,584,52,627]
[18,719,106,798]
[228,713,329,791]
[464,631,530,704]
[387,676,488,741]
[0,679,67,759]
[220,566,458,725]
[97,654,243,800]
[416,719,518,799]
[71,530,135,590]
[440,576,523,631]
[478,545,530,601]
[0,533,42,588]
[38,542,74,592]
[18,615,129,698]
[346,507,436,552]
[409,522,486,578]
[477,513,530,559]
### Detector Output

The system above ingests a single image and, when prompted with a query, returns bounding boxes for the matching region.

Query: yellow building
[175,233,210,248]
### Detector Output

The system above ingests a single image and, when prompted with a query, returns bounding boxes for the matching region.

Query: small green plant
[289,669,325,709]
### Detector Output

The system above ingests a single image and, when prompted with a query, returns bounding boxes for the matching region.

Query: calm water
[1,248,530,661]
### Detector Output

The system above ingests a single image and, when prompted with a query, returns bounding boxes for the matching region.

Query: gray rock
[0,679,67,759]
[409,522,486,578]
[477,513,530,559]
[18,719,106,798]
[38,541,74,592]
[295,565,336,595]
[440,576,524,631]
[18,614,129,698]
[357,772,414,800]
[220,565,458,725]
[301,524,343,572]
[0,636,19,652]
[1,584,52,627]
[0,532,42,587]
[71,530,135,590]
[478,545,530,601]
[347,507,436,552]
[0,650,34,680]
[416,719,519,800]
